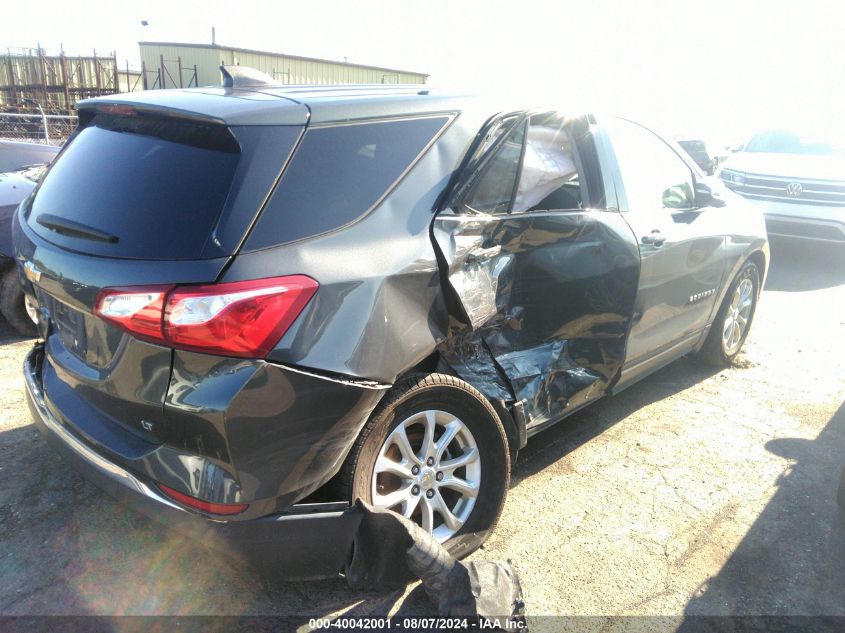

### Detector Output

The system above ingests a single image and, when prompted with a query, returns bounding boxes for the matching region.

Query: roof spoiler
[220,65,279,89]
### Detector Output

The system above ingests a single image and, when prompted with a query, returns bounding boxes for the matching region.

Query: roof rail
[219,65,279,89]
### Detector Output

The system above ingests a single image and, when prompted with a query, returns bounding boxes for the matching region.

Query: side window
[461,113,584,214]
[462,120,526,214]
[245,116,449,250]
[513,113,582,213]
[608,118,695,211]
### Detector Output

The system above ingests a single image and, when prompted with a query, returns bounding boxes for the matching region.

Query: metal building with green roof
[138,41,428,90]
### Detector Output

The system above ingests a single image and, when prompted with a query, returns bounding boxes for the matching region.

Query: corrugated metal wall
[139,43,426,89]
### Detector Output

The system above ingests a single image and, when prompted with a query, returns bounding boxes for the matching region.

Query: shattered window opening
[512,114,583,213]
[460,113,585,216]
[461,120,526,215]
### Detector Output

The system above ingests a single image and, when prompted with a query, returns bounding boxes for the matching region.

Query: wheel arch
[695,245,767,355]
[746,249,767,290]
[711,244,768,322]
[392,357,523,458]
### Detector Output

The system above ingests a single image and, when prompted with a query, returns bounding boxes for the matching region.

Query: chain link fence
[0,112,77,146]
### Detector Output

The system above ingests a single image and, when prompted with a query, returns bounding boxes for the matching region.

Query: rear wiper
[36,213,119,244]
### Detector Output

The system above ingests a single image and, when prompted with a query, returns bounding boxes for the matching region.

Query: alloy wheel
[371,409,481,542]
[722,277,754,354]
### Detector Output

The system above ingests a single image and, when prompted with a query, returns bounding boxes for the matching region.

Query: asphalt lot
[1,239,844,625]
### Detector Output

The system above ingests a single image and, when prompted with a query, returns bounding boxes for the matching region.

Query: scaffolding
[0,47,143,114]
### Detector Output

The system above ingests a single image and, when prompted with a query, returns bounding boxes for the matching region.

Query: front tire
[699,261,760,366]
[338,373,510,558]
[0,267,37,337]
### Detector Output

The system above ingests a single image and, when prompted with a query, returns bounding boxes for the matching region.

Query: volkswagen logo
[785,182,803,197]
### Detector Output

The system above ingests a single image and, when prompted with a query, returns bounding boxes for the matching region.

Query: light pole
[24,98,49,144]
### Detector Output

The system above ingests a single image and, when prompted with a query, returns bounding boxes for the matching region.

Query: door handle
[641,230,666,247]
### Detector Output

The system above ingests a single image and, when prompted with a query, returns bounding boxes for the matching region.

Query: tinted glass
[608,118,694,211]
[513,113,582,212]
[245,116,448,250]
[27,114,239,259]
[678,140,705,152]
[462,120,525,214]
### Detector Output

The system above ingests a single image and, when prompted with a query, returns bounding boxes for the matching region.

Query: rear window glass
[244,116,448,250]
[26,114,240,260]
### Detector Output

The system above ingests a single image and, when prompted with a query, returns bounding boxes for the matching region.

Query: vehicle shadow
[0,318,33,345]
[675,401,845,623]
[0,420,365,617]
[512,356,721,487]
[0,340,726,619]
[261,355,726,623]
[765,238,845,292]
[2,362,723,619]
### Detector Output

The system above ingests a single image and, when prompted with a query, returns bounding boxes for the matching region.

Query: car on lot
[15,71,769,577]
[0,139,60,174]
[1,167,50,335]
[0,141,59,335]
[718,130,845,244]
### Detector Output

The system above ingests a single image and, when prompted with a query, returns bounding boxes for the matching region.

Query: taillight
[95,285,173,342]
[157,483,248,516]
[165,276,318,357]
[95,275,318,358]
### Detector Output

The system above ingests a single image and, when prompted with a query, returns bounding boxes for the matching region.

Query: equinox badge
[689,288,715,304]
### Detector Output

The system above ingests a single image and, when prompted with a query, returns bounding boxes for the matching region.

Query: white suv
[718,130,845,244]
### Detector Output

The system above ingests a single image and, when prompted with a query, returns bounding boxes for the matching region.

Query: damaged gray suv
[16,70,768,577]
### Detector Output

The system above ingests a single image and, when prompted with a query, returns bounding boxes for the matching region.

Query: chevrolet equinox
[15,69,769,578]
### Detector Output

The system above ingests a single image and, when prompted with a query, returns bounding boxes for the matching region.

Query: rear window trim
[240,111,459,254]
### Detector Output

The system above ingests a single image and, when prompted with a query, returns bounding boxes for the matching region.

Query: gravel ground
[1,239,844,624]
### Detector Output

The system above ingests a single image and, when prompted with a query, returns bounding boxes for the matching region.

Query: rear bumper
[24,344,361,579]
[743,198,845,243]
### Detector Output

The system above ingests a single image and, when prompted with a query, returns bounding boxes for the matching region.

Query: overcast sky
[3,0,843,146]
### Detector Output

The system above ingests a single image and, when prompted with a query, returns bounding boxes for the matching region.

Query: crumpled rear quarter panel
[164,351,387,510]
[225,108,494,384]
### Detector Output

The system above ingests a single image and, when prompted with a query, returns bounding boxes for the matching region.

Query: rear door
[433,112,640,431]
[15,107,302,446]
[603,118,728,369]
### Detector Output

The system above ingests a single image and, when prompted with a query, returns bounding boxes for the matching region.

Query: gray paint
[433,208,641,431]
[14,85,769,532]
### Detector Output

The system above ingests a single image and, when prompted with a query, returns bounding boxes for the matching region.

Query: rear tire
[338,373,509,558]
[0,267,36,337]
[698,261,760,366]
